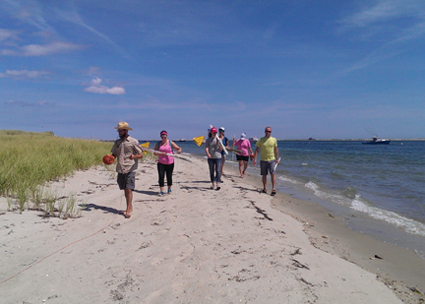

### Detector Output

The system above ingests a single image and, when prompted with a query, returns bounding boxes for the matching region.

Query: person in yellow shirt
[253,126,279,196]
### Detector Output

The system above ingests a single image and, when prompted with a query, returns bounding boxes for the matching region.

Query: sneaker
[159,191,165,196]
[216,186,221,191]
[168,189,172,194]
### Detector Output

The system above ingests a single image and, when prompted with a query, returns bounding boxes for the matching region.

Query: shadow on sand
[83,203,121,215]
[133,189,159,196]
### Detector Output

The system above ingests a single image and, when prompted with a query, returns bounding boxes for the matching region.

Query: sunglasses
[265,130,272,133]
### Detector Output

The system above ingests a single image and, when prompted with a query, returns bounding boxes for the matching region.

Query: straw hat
[113,122,133,130]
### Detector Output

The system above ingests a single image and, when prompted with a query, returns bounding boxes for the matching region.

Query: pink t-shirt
[234,139,251,156]
[157,140,174,164]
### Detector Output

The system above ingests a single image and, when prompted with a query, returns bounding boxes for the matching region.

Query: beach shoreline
[0,154,423,303]
[224,159,425,301]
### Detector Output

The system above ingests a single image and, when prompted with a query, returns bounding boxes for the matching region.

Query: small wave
[305,181,318,191]
[415,249,425,260]
[277,175,299,184]
[341,186,358,200]
[350,196,425,237]
[305,181,351,206]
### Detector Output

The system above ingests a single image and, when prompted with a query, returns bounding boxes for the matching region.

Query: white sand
[0,155,403,303]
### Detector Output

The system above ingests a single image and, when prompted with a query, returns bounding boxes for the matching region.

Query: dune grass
[0,130,114,217]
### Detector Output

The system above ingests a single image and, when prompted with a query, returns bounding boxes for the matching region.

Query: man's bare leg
[124,189,133,217]
[271,174,276,191]
[262,175,267,191]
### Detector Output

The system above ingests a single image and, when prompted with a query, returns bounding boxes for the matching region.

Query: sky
[1,0,425,140]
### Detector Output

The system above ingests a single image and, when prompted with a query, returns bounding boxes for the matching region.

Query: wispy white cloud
[338,0,425,37]
[337,0,425,72]
[84,77,125,95]
[21,42,84,56]
[0,29,20,43]
[0,2,98,57]
[340,0,403,29]
[342,47,402,73]
[0,69,50,79]
[88,77,102,86]
[0,49,18,55]
[52,5,130,58]
[87,67,101,76]
[2,99,54,107]
[0,0,55,33]
[1,38,84,56]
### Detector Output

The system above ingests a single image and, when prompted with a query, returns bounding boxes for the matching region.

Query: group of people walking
[205,125,279,196]
[110,122,279,218]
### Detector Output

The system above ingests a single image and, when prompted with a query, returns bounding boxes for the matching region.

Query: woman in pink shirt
[233,133,253,178]
[154,130,182,195]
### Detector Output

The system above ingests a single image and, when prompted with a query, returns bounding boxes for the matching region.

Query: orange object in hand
[103,154,115,165]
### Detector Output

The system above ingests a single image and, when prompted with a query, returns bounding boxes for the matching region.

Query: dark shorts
[117,172,136,190]
[260,160,276,176]
[236,155,249,162]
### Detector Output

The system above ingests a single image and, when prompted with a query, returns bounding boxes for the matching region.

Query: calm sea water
[146,140,425,258]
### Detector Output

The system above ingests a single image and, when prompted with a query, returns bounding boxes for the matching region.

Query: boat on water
[362,136,391,145]
[249,136,258,142]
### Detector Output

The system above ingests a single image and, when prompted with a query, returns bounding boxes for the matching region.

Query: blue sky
[1,0,424,140]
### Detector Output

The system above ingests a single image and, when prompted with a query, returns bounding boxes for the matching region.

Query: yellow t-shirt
[256,137,277,161]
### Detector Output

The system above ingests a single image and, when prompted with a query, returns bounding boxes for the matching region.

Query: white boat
[362,136,391,145]
[362,128,390,145]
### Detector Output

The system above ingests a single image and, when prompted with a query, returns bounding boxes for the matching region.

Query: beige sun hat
[113,122,133,130]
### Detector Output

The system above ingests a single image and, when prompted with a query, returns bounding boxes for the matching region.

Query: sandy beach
[1,154,424,303]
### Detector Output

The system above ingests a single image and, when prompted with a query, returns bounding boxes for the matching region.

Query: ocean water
[274,141,425,257]
[148,140,425,258]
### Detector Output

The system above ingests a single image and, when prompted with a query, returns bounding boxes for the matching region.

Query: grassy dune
[0,130,112,196]
[0,130,116,216]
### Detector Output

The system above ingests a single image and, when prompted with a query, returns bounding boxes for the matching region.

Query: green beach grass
[0,130,115,217]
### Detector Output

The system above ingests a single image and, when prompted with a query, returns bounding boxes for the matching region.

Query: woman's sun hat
[114,122,133,130]
[240,133,246,140]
